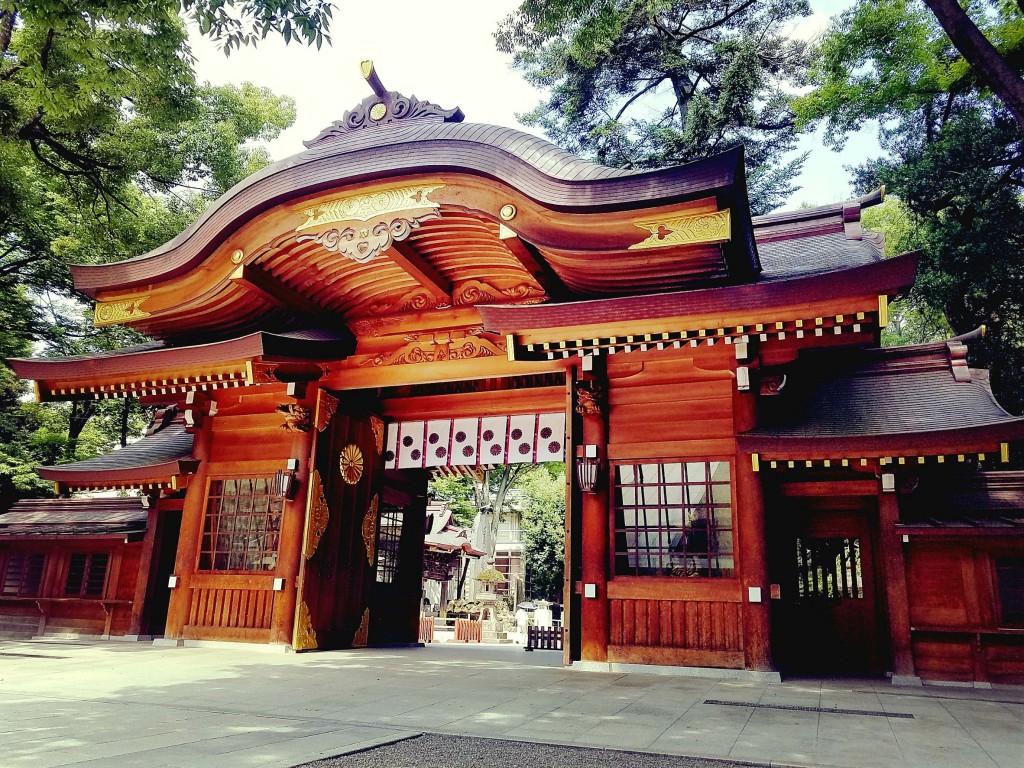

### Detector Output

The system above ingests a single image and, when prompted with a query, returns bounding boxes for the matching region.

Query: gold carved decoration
[574,381,605,416]
[363,287,446,316]
[369,415,385,455]
[296,211,440,265]
[369,102,387,120]
[360,330,506,368]
[296,185,442,230]
[352,607,369,648]
[316,391,339,432]
[295,600,318,650]
[629,208,732,250]
[452,279,547,306]
[362,494,379,566]
[230,249,245,264]
[499,204,517,221]
[94,297,150,326]
[304,469,329,559]
[278,403,313,432]
[339,444,364,484]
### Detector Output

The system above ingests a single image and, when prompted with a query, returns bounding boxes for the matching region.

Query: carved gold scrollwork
[369,415,385,455]
[352,607,369,648]
[629,209,732,250]
[316,391,339,432]
[362,494,379,566]
[277,403,312,432]
[94,296,150,326]
[295,600,318,650]
[296,185,442,229]
[304,470,329,560]
[296,211,439,264]
[339,444,364,485]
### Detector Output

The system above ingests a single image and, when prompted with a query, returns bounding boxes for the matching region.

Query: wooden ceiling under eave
[87,171,750,345]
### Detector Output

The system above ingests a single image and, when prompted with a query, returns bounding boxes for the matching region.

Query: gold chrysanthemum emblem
[339,444,364,484]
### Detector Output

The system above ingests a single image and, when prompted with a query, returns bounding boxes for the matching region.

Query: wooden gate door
[292,390,384,650]
[368,469,428,646]
[770,499,884,675]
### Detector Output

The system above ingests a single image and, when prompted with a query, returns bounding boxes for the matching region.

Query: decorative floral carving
[304,470,329,560]
[629,209,732,250]
[296,211,440,264]
[369,416,385,455]
[315,392,339,432]
[249,362,279,384]
[339,444,364,484]
[94,296,150,326]
[360,331,506,368]
[278,403,313,432]
[452,279,547,306]
[295,601,317,651]
[352,607,369,648]
[362,494,379,566]
[295,185,442,230]
[574,381,605,416]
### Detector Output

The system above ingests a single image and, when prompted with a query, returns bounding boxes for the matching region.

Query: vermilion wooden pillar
[877,489,918,682]
[579,362,609,662]
[734,389,772,671]
[269,394,317,645]
[163,421,213,640]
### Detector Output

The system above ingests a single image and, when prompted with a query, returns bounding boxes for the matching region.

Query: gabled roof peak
[305,60,464,147]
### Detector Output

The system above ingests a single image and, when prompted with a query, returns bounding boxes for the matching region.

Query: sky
[189,0,875,210]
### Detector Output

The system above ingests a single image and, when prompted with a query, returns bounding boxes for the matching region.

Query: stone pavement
[0,638,1021,768]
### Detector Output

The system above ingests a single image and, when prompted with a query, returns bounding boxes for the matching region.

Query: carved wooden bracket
[296,210,440,264]
[352,607,370,648]
[370,415,385,455]
[315,392,339,432]
[294,600,318,651]
[278,403,313,432]
[362,494,379,566]
[574,380,605,416]
[304,470,329,560]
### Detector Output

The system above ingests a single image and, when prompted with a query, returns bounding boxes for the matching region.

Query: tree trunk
[923,0,1024,131]
[0,11,16,60]
[119,396,132,447]
[67,400,97,460]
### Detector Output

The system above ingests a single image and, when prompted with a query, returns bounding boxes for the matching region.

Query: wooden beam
[229,264,331,318]
[499,224,573,301]
[387,240,451,303]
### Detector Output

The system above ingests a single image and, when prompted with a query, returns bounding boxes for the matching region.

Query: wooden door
[368,469,428,646]
[770,499,884,675]
[293,390,384,650]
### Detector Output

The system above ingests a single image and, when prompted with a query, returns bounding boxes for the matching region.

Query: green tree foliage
[0,2,321,504]
[518,463,566,602]
[795,0,1024,413]
[495,0,814,213]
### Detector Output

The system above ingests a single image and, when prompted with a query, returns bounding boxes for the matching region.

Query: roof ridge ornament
[304,60,464,147]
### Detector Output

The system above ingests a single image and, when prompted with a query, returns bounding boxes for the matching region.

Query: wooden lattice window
[995,557,1024,627]
[64,553,109,598]
[375,502,403,584]
[795,537,863,600]
[199,478,283,572]
[1,552,45,597]
[614,461,734,577]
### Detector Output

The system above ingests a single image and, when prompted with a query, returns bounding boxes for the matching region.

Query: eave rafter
[387,240,452,304]
[229,263,338,321]
[498,224,572,302]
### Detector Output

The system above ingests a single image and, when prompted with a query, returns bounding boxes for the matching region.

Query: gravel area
[297,733,767,768]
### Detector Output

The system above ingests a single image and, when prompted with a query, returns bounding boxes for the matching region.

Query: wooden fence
[453,618,482,643]
[526,625,563,651]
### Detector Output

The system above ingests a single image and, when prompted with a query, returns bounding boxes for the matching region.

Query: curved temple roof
[737,337,1024,457]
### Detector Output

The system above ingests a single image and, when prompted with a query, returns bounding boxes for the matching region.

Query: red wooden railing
[453,618,482,643]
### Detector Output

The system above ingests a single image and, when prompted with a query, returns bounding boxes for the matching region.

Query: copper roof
[738,339,1024,455]
[38,415,196,487]
[0,497,149,537]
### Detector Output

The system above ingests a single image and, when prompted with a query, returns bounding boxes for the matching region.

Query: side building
[4,65,1023,684]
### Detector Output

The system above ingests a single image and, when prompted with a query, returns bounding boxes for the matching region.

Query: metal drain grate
[703,699,915,719]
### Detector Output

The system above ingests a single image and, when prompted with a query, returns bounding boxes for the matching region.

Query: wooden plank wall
[166,388,311,645]
[906,540,1024,684]
[605,347,744,668]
